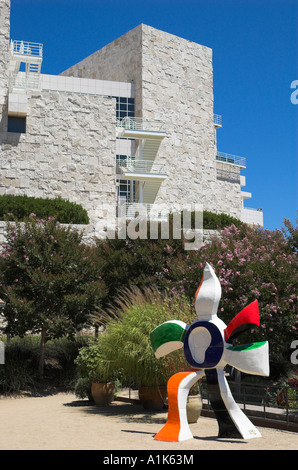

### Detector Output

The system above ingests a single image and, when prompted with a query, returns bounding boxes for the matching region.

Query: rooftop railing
[116,156,166,175]
[10,40,43,58]
[214,114,222,127]
[216,151,246,168]
[116,116,165,133]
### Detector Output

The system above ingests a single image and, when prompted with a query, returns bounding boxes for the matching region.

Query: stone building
[0,0,263,242]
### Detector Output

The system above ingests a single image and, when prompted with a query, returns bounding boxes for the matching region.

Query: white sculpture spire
[194,263,222,320]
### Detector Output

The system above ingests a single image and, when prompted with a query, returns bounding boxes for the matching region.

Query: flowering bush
[164,222,298,377]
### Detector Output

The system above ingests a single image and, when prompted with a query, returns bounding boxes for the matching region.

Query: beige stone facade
[0,1,262,240]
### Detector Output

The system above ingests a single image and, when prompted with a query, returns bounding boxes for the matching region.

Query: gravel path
[0,392,296,451]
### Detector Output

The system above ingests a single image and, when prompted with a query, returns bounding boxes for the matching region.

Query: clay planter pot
[186,394,202,423]
[91,382,116,406]
[138,386,167,411]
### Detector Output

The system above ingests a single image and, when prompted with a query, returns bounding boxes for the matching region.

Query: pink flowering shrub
[165,221,298,377]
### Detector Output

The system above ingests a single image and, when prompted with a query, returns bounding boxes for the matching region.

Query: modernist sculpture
[150,263,269,441]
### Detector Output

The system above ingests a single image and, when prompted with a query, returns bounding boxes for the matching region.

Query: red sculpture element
[224,300,260,342]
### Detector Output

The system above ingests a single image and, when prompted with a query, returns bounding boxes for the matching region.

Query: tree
[0,216,106,379]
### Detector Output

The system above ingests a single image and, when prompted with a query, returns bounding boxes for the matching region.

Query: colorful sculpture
[150,263,269,441]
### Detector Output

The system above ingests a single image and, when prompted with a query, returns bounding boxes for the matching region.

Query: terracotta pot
[91,382,116,405]
[187,394,202,423]
[138,386,167,411]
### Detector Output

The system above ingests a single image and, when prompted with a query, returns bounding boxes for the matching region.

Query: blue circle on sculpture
[184,320,224,369]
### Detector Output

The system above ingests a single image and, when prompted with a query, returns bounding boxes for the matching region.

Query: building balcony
[116,117,167,139]
[214,114,222,128]
[116,156,167,181]
[216,151,246,168]
[9,40,43,61]
[241,207,263,227]
[117,201,168,221]
[8,40,43,92]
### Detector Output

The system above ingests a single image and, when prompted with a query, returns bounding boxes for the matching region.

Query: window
[8,116,26,133]
[118,180,135,202]
[115,97,135,120]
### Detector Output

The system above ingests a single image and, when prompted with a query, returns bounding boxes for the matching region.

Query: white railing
[10,40,43,58]
[116,156,166,175]
[9,71,41,91]
[214,114,222,127]
[117,201,168,220]
[216,151,246,168]
[116,117,165,132]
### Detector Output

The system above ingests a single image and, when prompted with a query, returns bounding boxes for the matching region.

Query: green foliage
[92,288,193,388]
[0,336,40,393]
[74,342,118,383]
[74,377,93,400]
[190,210,243,230]
[0,216,106,377]
[282,215,298,252]
[0,216,106,338]
[0,335,89,394]
[0,194,89,224]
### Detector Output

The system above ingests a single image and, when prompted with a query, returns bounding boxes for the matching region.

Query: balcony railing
[116,117,165,133]
[117,201,168,220]
[214,114,222,127]
[116,156,166,175]
[216,151,246,168]
[10,40,43,58]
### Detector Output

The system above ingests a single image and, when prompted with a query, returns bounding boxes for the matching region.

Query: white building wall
[62,24,243,219]
[1,88,117,231]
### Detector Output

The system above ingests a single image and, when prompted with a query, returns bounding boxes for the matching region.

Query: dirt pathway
[0,392,296,451]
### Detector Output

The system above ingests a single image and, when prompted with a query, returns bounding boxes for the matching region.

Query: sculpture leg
[154,369,204,442]
[205,368,261,439]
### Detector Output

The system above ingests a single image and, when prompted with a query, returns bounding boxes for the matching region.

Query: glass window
[115,96,135,121]
[8,116,26,133]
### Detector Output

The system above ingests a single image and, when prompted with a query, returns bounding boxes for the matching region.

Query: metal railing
[117,201,168,220]
[214,114,222,127]
[116,156,166,175]
[9,71,41,91]
[116,117,165,133]
[10,40,43,58]
[201,380,298,429]
[216,151,246,168]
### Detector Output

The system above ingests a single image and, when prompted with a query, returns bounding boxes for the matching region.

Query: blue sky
[9,0,297,231]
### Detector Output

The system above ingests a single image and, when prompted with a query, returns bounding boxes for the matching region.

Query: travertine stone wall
[0,90,117,230]
[62,24,242,218]
[61,25,143,117]
[140,25,241,217]
[0,0,10,125]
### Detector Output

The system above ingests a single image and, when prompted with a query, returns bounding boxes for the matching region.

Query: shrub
[91,288,193,388]
[0,194,89,224]
[0,216,106,379]
[0,336,40,394]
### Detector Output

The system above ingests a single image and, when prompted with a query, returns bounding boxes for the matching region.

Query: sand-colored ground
[0,392,296,451]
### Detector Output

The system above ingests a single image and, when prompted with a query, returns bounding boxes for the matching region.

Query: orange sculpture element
[154,369,204,442]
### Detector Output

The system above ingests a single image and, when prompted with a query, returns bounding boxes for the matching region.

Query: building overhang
[116,172,167,182]
[116,128,167,140]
